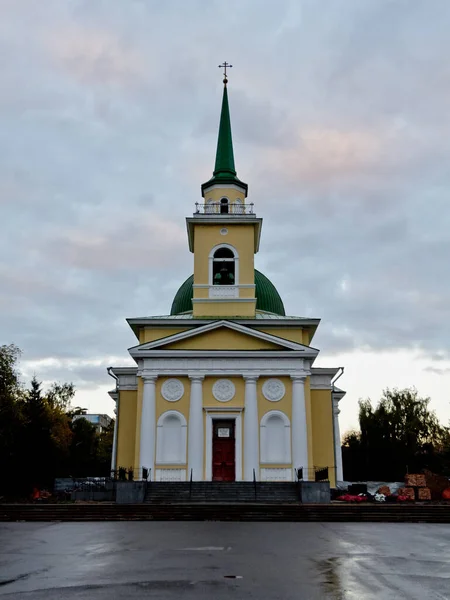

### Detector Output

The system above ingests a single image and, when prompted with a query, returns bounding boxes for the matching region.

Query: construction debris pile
[337,472,450,503]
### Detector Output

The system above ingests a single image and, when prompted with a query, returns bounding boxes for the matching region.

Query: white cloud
[2,0,450,432]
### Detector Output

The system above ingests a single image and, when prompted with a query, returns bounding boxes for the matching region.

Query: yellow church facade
[109,76,345,487]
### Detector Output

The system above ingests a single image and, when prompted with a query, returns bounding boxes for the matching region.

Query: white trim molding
[155,468,187,482]
[193,284,255,289]
[192,298,255,304]
[205,410,242,481]
[260,467,291,482]
[139,358,310,377]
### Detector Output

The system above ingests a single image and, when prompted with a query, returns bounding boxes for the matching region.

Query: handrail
[189,468,193,500]
[194,202,255,215]
[295,467,302,501]
[253,468,257,501]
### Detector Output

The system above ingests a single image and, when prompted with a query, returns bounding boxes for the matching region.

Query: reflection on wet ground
[318,557,346,600]
[1,522,449,599]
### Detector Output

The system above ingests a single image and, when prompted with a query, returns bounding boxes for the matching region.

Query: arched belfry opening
[220,198,229,214]
[213,247,235,285]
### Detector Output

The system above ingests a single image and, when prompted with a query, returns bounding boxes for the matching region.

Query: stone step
[144,482,300,504]
[2,503,450,523]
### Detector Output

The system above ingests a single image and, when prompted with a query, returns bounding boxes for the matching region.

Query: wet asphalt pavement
[0,521,449,599]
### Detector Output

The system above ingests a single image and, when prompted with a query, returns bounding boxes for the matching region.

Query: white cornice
[204,406,244,413]
[137,350,314,358]
[127,317,320,327]
[109,366,138,375]
[128,319,319,354]
[193,284,256,289]
[202,183,249,194]
[192,298,255,303]
[138,356,311,376]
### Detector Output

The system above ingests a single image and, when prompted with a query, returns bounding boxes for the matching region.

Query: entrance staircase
[144,482,300,504]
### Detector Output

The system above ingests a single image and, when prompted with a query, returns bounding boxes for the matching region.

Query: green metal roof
[201,84,248,196]
[170,269,285,316]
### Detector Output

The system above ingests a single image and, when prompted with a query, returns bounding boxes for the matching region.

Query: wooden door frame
[205,410,243,481]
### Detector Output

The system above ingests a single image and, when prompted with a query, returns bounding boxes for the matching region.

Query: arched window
[260,411,291,463]
[156,411,187,464]
[220,197,229,214]
[212,247,235,286]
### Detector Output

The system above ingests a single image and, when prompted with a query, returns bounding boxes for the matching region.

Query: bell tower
[186,66,262,317]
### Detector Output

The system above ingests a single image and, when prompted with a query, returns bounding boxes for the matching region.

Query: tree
[68,417,99,477]
[46,382,75,410]
[1,344,113,496]
[342,387,450,481]
[0,345,24,493]
[97,420,115,475]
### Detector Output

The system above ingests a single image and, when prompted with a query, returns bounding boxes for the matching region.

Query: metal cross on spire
[218,61,232,84]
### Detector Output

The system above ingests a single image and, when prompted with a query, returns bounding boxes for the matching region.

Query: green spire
[201,82,248,196]
[213,85,236,178]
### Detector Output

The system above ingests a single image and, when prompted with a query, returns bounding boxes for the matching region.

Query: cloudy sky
[2,0,450,434]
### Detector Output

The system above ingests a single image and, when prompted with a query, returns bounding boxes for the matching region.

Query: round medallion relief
[262,379,285,402]
[212,379,235,402]
[161,378,184,402]
[220,228,228,236]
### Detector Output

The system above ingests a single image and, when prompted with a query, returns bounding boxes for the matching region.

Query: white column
[291,376,309,480]
[244,375,259,481]
[139,376,157,480]
[188,375,204,481]
[110,393,119,473]
[333,397,344,482]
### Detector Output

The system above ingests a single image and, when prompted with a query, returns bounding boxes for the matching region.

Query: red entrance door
[212,420,235,481]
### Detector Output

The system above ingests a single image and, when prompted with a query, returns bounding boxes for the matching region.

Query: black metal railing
[110,467,151,482]
[296,466,330,482]
[194,202,254,215]
[57,476,117,502]
[189,469,193,500]
[253,468,257,501]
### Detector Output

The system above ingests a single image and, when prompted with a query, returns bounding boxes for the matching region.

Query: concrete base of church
[116,481,147,504]
[298,481,330,504]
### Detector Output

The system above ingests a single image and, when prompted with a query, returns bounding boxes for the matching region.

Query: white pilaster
[291,376,309,480]
[333,397,344,482]
[188,375,205,481]
[139,376,157,479]
[110,393,119,472]
[244,375,259,481]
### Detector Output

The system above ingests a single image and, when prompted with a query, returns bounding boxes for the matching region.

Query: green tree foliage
[0,345,25,487]
[0,345,114,498]
[342,387,450,481]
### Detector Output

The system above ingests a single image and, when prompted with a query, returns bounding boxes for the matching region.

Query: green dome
[170,269,285,316]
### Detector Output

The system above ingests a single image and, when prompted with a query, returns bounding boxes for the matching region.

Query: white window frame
[208,243,239,287]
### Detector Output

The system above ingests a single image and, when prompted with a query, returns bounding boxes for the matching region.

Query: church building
[108,72,345,487]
